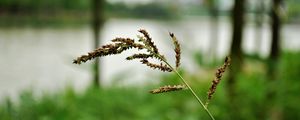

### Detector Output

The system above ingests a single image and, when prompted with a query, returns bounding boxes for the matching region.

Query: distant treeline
[106,3,178,19]
[0,0,177,19]
[1,0,300,26]
[0,0,90,14]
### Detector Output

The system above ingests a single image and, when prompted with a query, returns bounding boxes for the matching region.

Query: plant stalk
[173,69,215,120]
[161,59,215,120]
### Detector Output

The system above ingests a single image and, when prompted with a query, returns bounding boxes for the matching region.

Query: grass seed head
[206,56,231,107]
[149,85,186,94]
[169,32,181,69]
[140,59,172,72]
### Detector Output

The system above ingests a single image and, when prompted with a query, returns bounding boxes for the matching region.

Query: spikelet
[138,29,159,54]
[140,59,172,72]
[126,53,154,60]
[150,85,186,94]
[73,43,121,64]
[111,37,134,44]
[205,56,231,107]
[73,41,144,64]
[111,38,145,50]
[169,32,181,69]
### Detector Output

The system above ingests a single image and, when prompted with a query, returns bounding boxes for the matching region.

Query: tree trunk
[269,0,281,64]
[92,0,105,87]
[227,0,245,119]
[266,0,282,119]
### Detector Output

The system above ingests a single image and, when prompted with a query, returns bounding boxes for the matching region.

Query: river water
[0,18,299,101]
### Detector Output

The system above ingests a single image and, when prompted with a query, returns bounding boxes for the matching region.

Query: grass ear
[206,56,231,107]
[149,85,186,94]
[73,29,230,120]
[169,32,181,69]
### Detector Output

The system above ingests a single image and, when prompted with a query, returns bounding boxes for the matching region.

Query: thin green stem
[173,68,215,120]
[162,58,215,120]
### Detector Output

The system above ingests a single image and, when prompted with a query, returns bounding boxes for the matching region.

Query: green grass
[1,52,300,120]
[0,86,212,120]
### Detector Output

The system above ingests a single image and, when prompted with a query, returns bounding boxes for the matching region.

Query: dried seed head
[73,41,145,64]
[169,32,181,69]
[138,29,151,40]
[131,43,146,50]
[206,56,231,107]
[150,85,186,94]
[138,29,159,54]
[140,59,172,72]
[73,29,173,74]
[111,37,135,44]
[126,53,154,60]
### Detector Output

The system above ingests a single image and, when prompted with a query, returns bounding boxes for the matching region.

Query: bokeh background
[0,0,300,119]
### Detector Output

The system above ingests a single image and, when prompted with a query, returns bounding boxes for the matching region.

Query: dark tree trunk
[91,0,105,87]
[227,0,245,119]
[266,0,282,119]
[269,0,281,64]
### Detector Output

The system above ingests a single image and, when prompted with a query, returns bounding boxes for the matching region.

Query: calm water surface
[0,18,299,101]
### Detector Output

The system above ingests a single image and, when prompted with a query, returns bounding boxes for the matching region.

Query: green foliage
[0,0,90,12]
[105,3,178,20]
[279,52,300,119]
[0,86,211,120]
[192,52,227,68]
[287,0,300,22]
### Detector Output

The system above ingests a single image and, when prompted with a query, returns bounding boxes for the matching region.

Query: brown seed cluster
[140,59,172,72]
[73,29,186,93]
[138,29,159,54]
[206,56,231,106]
[149,85,186,94]
[126,53,153,60]
[169,32,181,69]
[73,38,144,64]
[73,29,183,73]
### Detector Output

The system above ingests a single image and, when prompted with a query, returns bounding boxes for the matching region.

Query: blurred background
[0,0,300,119]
